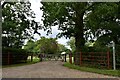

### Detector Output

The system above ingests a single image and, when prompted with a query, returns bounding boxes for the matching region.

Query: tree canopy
[2,0,40,48]
[58,43,68,53]
[67,37,75,53]
[37,37,58,54]
[85,2,120,45]
[24,40,36,52]
[40,2,120,65]
[24,37,67,54]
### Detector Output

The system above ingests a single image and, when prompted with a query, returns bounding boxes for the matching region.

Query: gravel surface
[2,61,119,78]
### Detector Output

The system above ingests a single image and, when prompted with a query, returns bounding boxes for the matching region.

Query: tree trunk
[73,3,86,65]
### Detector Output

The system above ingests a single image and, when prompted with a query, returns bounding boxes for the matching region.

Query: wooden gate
[69,51,111,69]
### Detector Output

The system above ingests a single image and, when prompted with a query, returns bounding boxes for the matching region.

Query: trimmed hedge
[2,48,29,65]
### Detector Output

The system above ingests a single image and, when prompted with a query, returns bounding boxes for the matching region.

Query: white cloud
[29,0,43,22]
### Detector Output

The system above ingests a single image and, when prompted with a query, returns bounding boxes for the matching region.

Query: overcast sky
[29,0,70,49]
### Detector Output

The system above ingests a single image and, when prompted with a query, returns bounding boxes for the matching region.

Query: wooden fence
[2,52,28,65]
[69,51,111,69]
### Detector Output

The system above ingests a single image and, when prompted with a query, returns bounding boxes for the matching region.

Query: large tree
[36,37,58,54]
[2,1,40,48]
[40,2,119,65]
[40,2,90,64]
[24,37,67,54]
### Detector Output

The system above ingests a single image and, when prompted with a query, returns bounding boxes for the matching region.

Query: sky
[29,0,70,49]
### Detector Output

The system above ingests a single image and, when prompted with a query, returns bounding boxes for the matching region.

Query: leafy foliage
[24,37,60,54]
[40,2,120,65]
[58,44,68,53]
[2,47,28,54]
[24,40,36,53]
[2,1,40,48]
[38,37,58,54]
[41,2,87,51]
[67,37,75,53]
[41,2,120,49]
[85,3,120,45]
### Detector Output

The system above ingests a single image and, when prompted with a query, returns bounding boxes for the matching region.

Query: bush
[2,47,29,65]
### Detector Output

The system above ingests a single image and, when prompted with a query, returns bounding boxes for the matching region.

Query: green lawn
[2,57,40,68]
[63,62,120,77]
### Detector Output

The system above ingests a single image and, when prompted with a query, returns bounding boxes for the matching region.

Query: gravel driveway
[2,61,119,78]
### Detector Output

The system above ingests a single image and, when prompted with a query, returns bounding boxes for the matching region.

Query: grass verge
[63,62,120,77]
[2,58,40,68]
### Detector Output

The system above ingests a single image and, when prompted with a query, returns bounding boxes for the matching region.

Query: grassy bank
[63,62,120,77]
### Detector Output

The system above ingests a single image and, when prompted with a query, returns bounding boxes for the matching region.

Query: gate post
[69,53,72,64]
[31,53,33,62]
[64,54,66,62]
[7,52,10,65]
[107,51,110,69]
[80,52,82,66]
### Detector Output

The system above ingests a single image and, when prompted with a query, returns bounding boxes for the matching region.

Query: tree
[2,1,39,48]
[85,3,120,45]
[36,37,58,54]
[40,2,119,65]
[24,40,36,53]
[40,2,90,64]
[23,37,59,54]
[67,37,76,53]
[58,44,68,53]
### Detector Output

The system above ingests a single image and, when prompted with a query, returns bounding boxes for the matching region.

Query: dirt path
[2,61,119,78]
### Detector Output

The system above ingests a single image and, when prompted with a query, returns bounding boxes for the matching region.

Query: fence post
[69,53,72,64]
[74,53,76,64]
[92,52,94,65]
[64,54,66,62]
[7,52,10,65]
[80,52,82,66]
[107,51,110,69]
[31,53,33,62]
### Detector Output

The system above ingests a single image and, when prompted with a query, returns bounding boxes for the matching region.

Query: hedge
[2,48,29,65]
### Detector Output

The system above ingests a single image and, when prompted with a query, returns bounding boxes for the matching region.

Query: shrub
[2,47,29,65]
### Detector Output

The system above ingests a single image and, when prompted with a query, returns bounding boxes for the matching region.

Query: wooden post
[92,52,94,65]
[74,53,76,64]
[69,53,72,64]
[7,52,10,65]
[80,52,82,66]
[31,53,33,62]
[107,51,110,69]
[64,54,66,62]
